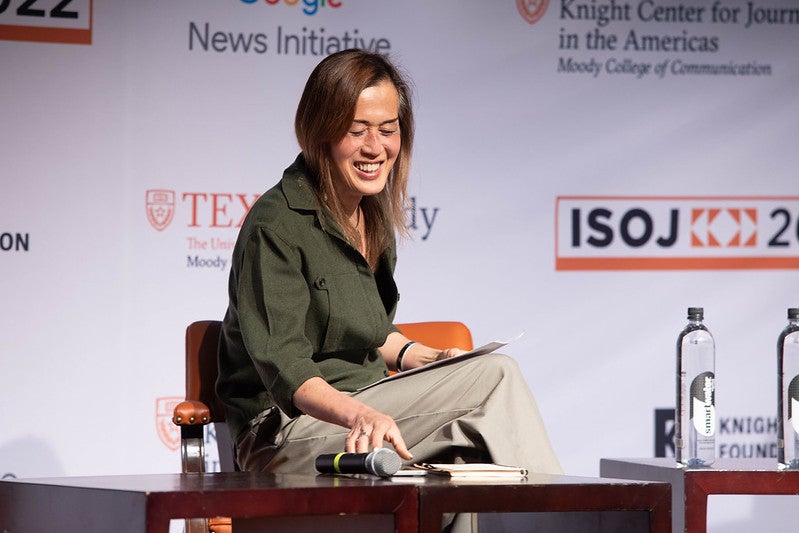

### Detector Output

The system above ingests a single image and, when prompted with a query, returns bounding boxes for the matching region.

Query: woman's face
[330,80,401,211]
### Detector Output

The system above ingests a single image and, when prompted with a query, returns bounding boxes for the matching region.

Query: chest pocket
[311,271,387,354]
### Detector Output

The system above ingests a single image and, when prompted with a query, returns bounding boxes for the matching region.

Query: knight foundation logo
[517,0,549,24]
[556,196,799,270]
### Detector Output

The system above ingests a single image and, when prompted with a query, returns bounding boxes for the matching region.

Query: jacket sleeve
[236,225,322,418]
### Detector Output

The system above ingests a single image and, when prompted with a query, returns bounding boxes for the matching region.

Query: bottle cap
[789,308,799,320]
[687,307,704,320]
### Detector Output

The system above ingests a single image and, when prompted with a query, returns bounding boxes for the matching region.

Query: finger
[344,428,360,453]
[383,429,413,461]
[443,348,465,358]
[356,429,371,454]
[345,425,370,452]
[437,348,456,360]
[370,431,386,451]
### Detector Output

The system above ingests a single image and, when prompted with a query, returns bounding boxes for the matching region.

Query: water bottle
[675,307,716,466]
[778,308,799,470]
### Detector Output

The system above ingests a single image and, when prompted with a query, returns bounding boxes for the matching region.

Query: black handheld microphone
[315,448,402,477]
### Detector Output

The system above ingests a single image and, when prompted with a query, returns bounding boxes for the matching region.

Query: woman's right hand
[345,407,412,460]
[293,376,412,460]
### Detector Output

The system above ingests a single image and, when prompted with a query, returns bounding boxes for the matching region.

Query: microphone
[315,448,402,477]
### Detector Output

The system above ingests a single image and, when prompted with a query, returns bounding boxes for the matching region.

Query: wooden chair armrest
[173,400,211,478]
[172,400,211,426]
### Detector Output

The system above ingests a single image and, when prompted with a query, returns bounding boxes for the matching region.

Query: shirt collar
[280,153,396,264]
[281,153,350,243]
[281,153,318,212]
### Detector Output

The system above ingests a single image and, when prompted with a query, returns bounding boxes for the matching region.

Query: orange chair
[396,321,473,355]
[172,319,473,533]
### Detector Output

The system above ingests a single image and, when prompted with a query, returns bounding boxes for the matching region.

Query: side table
[600,457,799,533]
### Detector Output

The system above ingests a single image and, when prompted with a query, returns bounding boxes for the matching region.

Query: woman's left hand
[402,344,466,369]
[435,347,466,361]
[379,332,467,372]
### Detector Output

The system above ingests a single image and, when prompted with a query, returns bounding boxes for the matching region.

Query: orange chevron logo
[690,208,757,248]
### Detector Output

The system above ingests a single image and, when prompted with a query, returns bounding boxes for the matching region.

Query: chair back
[185,320,226,423]
[396,321,473,351]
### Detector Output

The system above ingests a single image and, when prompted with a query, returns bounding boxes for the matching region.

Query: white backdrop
[2,0,799,530]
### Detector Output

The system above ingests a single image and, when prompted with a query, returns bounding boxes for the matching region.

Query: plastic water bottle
[675,307,716,466]
[778,308,799,470]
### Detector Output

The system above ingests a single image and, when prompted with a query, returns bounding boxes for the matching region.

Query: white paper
[416,463,529,478]
[357,331,524,391]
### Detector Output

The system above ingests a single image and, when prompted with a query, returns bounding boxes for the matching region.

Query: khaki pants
[237,353,562,476]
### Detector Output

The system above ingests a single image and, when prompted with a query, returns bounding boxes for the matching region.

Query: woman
[216,49,561,479]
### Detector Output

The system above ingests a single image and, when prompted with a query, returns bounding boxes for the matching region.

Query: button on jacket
[217,154,400,442]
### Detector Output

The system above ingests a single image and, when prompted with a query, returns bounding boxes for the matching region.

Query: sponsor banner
[655,408,780,460]
[145,189,260,231]
[1,4,797,529]
[187,21,391,56]
[238,0,343,17]
[0,0,93,44]
[556,196,799,270]
[553,0,796,80]
[144,187,442,272]
[0,232,30,252]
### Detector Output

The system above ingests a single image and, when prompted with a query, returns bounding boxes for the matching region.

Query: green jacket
[217,154,399,441]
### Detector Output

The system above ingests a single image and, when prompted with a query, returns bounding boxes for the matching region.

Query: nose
[361,129,380,155]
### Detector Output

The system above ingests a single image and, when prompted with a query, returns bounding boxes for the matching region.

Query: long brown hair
[295,50,415,266]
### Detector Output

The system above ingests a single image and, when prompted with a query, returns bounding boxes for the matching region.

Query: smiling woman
[215,52,562,532]
[329,80,401,255]
[294,50,414,268]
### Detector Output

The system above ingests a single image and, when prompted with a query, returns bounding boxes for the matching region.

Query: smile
[354,162,381,173]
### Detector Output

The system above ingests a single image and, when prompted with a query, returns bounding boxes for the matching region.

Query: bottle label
[790,375,799,434]
[691,371,716,437]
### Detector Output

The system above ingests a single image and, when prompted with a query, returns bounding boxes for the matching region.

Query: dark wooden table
[417,472,671,533]
[1,470,671,532]
[0,471,418,533]
[600,457,799,533]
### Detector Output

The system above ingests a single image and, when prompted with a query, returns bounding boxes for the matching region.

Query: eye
[380,128,399,136]
[349,129,367,137]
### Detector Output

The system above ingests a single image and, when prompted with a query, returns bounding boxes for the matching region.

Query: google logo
[240,0,342,16]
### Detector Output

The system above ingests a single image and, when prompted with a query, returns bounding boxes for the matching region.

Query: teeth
[355,162,380,173]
